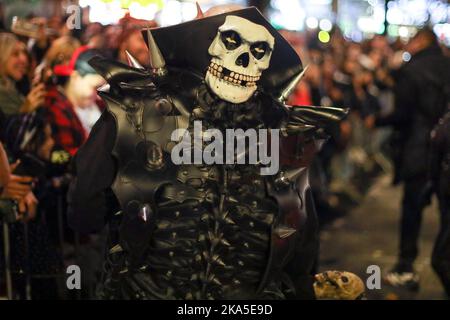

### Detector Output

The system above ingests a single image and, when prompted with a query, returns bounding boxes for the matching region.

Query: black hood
[143,7,303,94]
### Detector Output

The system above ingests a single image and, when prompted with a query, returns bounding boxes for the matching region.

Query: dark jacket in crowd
[430,109,450,199]
[376,45,450,183]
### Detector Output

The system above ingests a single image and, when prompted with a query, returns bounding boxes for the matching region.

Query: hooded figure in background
[67,7,355,300]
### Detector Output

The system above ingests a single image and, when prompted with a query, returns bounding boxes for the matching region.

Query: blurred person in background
[117,27,149,67]
[0,33,46,124]
[0,143,36,217]
[81,22,103,46]
[27,17,53,65]
[370,28,450,290]
[42,46,106,299]
[0,3,5,32]
[34,35,81,86]
[104,24,123,60]
[44,46,104,157]
[350,58,380,119]
[0,143,10,187]
[1,109,63,299]
[429,105,450,298]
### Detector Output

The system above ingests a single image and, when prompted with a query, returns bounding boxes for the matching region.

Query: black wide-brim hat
[143,7,303,94]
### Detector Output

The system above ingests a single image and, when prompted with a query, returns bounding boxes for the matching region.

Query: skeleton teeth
[211,68,252,87]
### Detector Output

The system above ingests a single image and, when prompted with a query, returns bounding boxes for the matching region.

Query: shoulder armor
[92,57,203,209]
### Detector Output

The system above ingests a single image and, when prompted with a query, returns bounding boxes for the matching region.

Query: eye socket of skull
[250,42,270,60]
[220,30,241,50]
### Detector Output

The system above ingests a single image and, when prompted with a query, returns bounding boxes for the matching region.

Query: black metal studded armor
[88,58,346,300]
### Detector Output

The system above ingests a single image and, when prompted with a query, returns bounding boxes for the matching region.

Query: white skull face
[205,16,275,104]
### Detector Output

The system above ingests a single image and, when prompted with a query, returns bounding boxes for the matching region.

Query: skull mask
[313,271,365,300]
[205,16,275,104]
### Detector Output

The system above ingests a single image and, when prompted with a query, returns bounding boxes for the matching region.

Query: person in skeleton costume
[68,7,353,300]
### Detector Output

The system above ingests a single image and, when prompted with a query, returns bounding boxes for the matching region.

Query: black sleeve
[67,109,119,233]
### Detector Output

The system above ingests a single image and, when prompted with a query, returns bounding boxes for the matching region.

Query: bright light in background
[312,0,332,4]
[430,1,448,24]
[157,0,246,26]
[79,0,164,24]
[269,0,334,31]
[80,0,127,25]
[271,0,305,30]
[402,51,411,62]
[181,1,197,22]
[387,24,398,37]
[319,18,332,32]
[74,0,450,43]
[306,17,319,29]
[79,0,90,7]
[357,12,384,34]
[386,4,403,25]
[350,30,363,42]
[318,30,330,43]
[398,26,409,38]
[387,0,439,26]
[434,23,450,46]
[128,2,158,20]
[158,0,182,26]
[338,0,385,40]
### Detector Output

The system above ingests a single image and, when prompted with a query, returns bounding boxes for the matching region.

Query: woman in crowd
[0,33,46,121]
